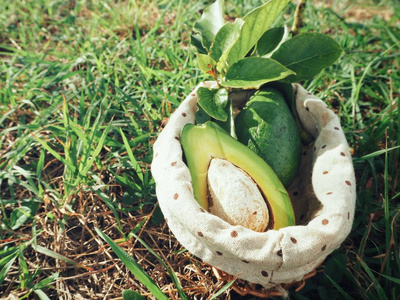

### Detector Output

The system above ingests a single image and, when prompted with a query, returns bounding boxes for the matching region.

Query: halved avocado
[181,121,295,229]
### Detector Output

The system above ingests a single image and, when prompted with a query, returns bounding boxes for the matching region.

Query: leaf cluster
[191,0,342,122]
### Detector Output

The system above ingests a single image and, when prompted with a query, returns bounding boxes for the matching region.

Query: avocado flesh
[181,121,295,229]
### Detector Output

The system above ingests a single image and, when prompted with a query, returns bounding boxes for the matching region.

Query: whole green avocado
[235,88,302,187]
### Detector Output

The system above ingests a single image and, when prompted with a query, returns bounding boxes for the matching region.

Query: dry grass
[1,0,399,299]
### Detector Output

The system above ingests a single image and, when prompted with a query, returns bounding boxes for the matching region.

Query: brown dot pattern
[340,152,346,157]
[216,251,223,256]
[182,112,187,117]
[174,136,180,141]
[199,208,205,213]
[326,192,333,195]
[321,145,326,149]
[321,245,327,251]
[277,250,283,256]
[197,231,203,237]
[173,193,179,200]
[347,212,350,220]
[230,230,238,238]
[290,237,297,244]
[242,260,249,264]
[322,219,329,225]
[171,161,177,166]
[323,171,329,175]
[345,180,352,186]
[261,271,269,277]
[334,127,340,130]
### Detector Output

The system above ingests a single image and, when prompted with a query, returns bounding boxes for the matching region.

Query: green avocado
[180,121,295,229]
[235,88,302,187]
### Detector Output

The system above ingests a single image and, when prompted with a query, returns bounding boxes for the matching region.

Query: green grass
[0,0,399,299]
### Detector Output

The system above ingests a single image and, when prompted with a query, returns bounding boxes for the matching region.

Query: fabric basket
[151,82,356,293]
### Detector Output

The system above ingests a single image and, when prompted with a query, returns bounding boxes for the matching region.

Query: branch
[291,0,307,36]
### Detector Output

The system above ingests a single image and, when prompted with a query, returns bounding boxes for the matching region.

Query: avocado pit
[207,158,269,232]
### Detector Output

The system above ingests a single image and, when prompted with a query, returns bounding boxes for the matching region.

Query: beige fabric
[151,82,356,289]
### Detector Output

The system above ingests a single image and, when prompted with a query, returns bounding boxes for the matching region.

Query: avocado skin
[235,88,302,187]
[181,121,295,229]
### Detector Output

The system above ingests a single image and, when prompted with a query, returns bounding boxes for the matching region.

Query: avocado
[235,88,302,187]
[180,121,295,229]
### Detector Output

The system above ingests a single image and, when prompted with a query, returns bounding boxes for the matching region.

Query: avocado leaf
[197,87,228,121]
[195,105,211,124]
[197,54,216,76]
[222,57,295,89]
[257,27,285,56]
[271,33,343,82]
[190,34,208,54]
[227,0,291,66]
[193,0,225,51]
[209,18,244,74]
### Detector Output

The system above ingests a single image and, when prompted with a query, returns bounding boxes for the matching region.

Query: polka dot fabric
[151,82,356,290]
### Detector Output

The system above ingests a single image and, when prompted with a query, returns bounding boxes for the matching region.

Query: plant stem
[291,0,307,36]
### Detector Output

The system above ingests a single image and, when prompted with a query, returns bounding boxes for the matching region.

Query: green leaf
[197,87,228,121]
[195,105,211,124]
[271,33,343,82]
[209,19,244,72]
[96,228,168,300]
[190,34,207,54]
[257,27,285,56]
[197,54,216,76]
[193,0,225,51]
[122,290,146,300]
[227,0,291,66]
[222,57,295,89]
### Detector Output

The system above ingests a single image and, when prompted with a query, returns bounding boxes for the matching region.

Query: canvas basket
[151,82,356,292]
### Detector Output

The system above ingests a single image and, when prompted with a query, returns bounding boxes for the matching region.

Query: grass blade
[120,128,144,183]
[356,254,388,300]
[130,232,188,300]
[33,272,59,290]
[33,289,51,300]
[33,134,76,174]
[95,228,168,300]
[122,289,145,300]
[210,279,236,300]
[325,274,354,300]
[0,255,17,285]
[32,245,93,271]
